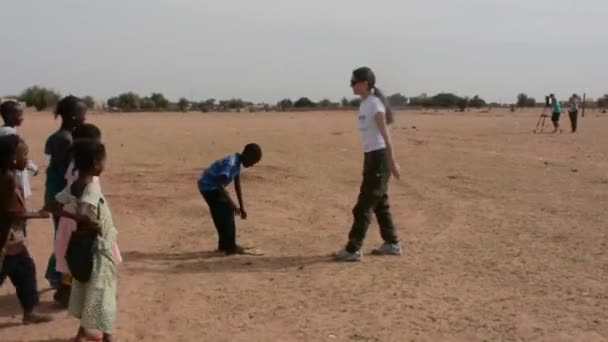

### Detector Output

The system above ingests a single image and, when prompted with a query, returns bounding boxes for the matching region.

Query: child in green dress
[50,139,117,342]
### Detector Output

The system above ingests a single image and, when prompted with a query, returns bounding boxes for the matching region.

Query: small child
[51,124,122,307]
[0,135,52,324]
[198,143,262,255]
[50,139,118,342]
[0,101,39,199]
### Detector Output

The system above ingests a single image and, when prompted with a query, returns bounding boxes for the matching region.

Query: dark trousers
[0,249,39,312]
[346,149,399,253]
[569,110,578,132]
[201,190,237,252]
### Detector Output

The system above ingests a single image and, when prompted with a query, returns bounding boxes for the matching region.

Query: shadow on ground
[121,250,332,274]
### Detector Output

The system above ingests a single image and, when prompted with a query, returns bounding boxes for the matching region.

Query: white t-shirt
[357,95,386,153]
[0,126,32,199]
[0,126,17,136]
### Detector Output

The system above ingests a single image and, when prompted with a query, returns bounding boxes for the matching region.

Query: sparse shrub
[20,86,61,111]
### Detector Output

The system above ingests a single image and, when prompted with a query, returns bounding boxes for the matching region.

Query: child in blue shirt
[198,143,262,254]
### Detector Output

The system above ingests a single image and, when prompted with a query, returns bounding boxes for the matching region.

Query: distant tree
[294,97,317,108]
[178,98,190,112]
[204,99,216,108]
[388,93,408,107]
[409,93,433,108]
[349,98,361,107]
[341,97,349,107]
[517,93,528,107]
[456,96,469,112]
[230,98,245,111]
[469,95,487,108]
[318,98,332,108]
[150,92,169,110]
[20,86,61,111]
[113,92,141,111]
[430,93,461,108]
[525,97,537,107]
[194,101,205,112]
[277,98,293,111]
[82,96,96,110]
[195,99,216,112]
[140,97,157,110]
[218,98,245,112]
[107,97,119,108]
[517,93,536,108]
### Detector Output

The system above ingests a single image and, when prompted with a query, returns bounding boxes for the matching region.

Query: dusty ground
[1,109,607,342]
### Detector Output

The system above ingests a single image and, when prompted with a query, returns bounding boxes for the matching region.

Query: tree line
[4,86,608,113]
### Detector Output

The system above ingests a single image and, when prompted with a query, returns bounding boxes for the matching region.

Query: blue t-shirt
[552,98,561,114]
[198,153,241,192]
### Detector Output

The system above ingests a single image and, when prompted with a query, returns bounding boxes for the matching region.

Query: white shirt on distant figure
[569,96,581,113]
[357,95,387,153]
[0,126,17,136]
[0,125,36,199]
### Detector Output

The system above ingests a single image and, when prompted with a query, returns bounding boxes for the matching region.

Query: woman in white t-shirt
[334,67,401,262]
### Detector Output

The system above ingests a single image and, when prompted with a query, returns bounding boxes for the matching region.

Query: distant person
[0,101,38,198]
[549,93,562,133]
[0,135,52,324]
[49,139,118,342]
[44,95,87,294]
[568,94,581,133]
[198,144,262,255]
[334,66,401,262]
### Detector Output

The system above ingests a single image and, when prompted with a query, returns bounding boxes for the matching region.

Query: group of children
[0,97,119,342]
[0,66,403,340]
[0,95,265,340]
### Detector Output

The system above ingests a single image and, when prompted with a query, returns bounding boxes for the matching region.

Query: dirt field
[1,109,607,342]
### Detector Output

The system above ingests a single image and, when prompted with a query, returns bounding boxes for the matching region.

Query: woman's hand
[388,154,401,180]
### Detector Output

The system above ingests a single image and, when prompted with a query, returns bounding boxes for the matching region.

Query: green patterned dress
[56,182,118,333]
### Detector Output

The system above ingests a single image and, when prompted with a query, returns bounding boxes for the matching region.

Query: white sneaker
[371,243,402,256]
[333,249,362,262]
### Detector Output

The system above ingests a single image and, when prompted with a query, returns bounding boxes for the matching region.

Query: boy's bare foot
[22,311,53,324]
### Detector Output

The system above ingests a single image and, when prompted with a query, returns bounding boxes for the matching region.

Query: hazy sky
[1,0,606,103]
